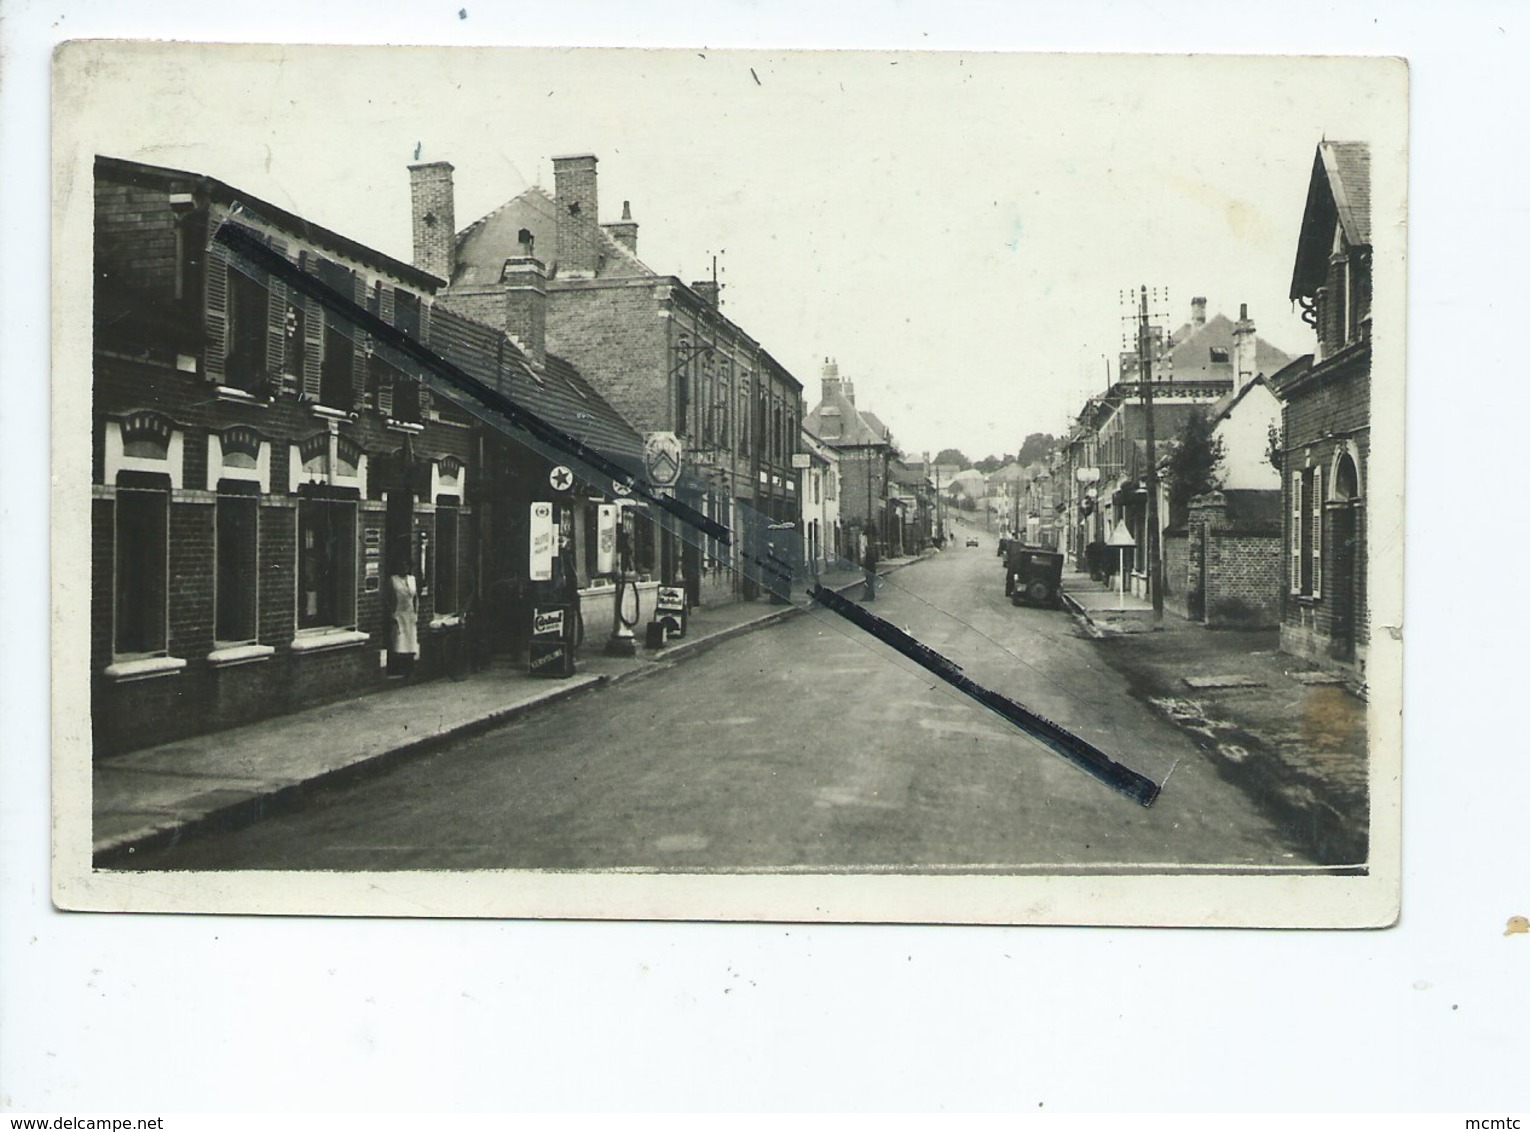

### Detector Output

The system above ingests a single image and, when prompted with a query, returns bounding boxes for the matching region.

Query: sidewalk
[1061,567,1369,865]
[93,557,925,862]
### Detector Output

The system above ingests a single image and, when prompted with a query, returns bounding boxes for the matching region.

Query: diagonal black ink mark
[215,214,1156,805]
[212,218,729,545]
[809,583,1162,807]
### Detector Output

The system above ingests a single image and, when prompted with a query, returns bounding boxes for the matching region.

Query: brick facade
[93,157,475,757]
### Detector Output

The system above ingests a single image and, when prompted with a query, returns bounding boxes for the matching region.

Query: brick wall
[1163,530,1190,618]
[1279,347,1370,671]
[545,281,669,434]
[1188,492,1282,629]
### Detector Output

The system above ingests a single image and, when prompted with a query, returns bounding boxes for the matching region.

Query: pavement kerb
[93,672,609,864]
[94,555,936,863]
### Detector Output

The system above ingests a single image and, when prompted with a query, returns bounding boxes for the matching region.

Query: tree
[933,448,971,469]
[1163,408,1225,525]
[1016,432,1057,466]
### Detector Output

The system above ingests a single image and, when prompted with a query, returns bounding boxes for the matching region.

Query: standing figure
[388,549,420,678]
[862,539,880,602]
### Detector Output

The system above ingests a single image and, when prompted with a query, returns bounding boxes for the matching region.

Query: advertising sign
[532,607,565,638]
[644,431,683,487]
[656,586,685,614]
[529,501,555,581]
[596,504,617,574]
[528,639,570,678]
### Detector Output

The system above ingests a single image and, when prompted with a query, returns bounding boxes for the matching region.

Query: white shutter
[264,239,288,389]
[1290,470,1302,594]
[1312,465,1324,598]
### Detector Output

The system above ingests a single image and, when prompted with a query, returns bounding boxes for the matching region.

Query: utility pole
[1138,284,1164,625]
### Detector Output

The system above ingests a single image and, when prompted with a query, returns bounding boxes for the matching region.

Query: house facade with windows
[1270,141,1372,677]
[407,155,805,609]
[797,428,842,576]
[804,359,897,562]
[92,156,479,756]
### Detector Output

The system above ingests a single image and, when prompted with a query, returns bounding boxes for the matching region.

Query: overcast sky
[60,44,1402,460]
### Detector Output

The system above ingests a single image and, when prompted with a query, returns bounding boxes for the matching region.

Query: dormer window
[1209,347,1230,364]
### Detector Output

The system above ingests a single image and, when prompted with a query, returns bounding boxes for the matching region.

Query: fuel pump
[604,503,641,657]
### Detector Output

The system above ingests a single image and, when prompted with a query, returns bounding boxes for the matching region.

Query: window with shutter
[204,240,231,385]
[1312,465,1324,598]
[1290,470,1303,594]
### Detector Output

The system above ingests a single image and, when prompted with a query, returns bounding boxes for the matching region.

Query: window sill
[104,655,187,682]
[309,404,352,422]
[207,643,276,668]
[213,385,268,406]
[290,629,371,653]
[429,614,461,630]
[385,419,426,434]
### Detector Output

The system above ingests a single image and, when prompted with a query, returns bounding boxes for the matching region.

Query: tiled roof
[453,186,653,287]
[805,388,893,449]
[1290,141,1371,300]
[427,304,645,473]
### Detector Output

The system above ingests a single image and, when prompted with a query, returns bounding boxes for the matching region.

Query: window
[435,499,460,615]
[298,495,357,629]
[316,259,355,410]
[225,262,268,392]
[215,481,260,642]
[285,302,308,380]
[114,477,169,656]
[1209,347,1229,364]
[1292,466,1324,597]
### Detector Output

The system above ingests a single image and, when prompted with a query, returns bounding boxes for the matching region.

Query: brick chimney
[1231,301,1257,394]
[409,161,456,282]
[821,358,842,404]
[691,279,720,307]
[552,154,600,277]
[1190,296,1207,330]
[501,256,548,366]
[603,200,638,255]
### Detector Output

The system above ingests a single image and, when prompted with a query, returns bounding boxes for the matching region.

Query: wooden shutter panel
[1290,471,1302,594]
[204,240,231,384]
[351,271,369,404]
[1312,465,1324,598]
[264,239,288,391]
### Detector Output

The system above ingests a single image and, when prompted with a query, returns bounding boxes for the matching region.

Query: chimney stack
[1231,301,1257,395]
[1190,296,1207,329]
[501,256,548,367]
[691,279,720,307]
[603,200,639,255]
[552,154,600,277]
[821,357,842,403]
[409,161,457,282]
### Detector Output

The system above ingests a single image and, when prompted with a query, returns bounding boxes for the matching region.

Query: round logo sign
[610,479,633,497]
[548,465,575,493]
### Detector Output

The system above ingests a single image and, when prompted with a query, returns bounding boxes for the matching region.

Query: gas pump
[604,503,641,657]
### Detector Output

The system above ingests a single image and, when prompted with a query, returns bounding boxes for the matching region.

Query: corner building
[92,157,474,756]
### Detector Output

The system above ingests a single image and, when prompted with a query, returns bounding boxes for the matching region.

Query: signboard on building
[548,465,575,493]
[791,453,812,469]
[644,431,683,487]
[529,501,555,581]
[596,504,617,574]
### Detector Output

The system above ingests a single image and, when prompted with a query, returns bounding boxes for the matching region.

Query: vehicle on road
[1004,543,1065,608]
[966,536,980,548]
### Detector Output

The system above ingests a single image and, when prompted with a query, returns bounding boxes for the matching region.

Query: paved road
[133,525,1310,872]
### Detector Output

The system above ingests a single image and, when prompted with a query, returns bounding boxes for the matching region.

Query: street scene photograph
[53,43,1405,922]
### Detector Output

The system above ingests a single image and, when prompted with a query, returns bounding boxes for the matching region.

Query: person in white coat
[388,549,420,678]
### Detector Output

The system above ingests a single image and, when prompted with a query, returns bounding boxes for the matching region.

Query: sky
[56,44,1402,460]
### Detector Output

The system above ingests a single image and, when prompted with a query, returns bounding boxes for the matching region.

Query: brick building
[804,359,898,562]
[407,156,805,608]
[1270,141,1372,677]
[92,156,472,755]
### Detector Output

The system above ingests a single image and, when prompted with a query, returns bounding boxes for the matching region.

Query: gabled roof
[1208,374,1275,425]
[453,185,654,287]
[1291,141,1371,301]
[428,303,645,470]
[97,155,444,291]
[805,385,893,449]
